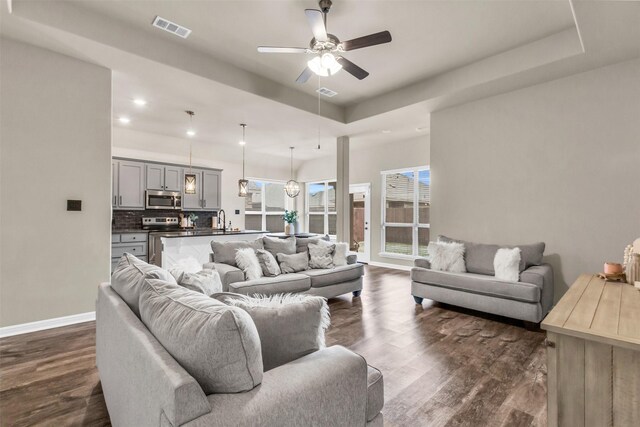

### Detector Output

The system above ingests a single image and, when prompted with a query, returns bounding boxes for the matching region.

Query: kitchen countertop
[149,229,267,238]
[112,229,150,234]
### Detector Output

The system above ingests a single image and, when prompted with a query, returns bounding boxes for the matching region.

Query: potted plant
[283,210,298,235]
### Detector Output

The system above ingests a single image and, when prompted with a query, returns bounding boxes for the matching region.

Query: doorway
[349,183,371,263]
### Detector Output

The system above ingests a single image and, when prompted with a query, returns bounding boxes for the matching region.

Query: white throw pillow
[333,242,349,266]
[494,248,521,282]
[427,241,466,273]
[169,268,223,296]
[235,248,263,280]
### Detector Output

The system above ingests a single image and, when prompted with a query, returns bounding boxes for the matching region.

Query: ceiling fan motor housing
[310,34,341,53]
[319,0,332,14]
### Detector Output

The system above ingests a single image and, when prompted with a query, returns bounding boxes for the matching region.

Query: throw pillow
[332,242,349,266]
[139,278,263,393]
[427,241,466,273]
[169,268,222,296]
[211,239,264,267]
[296,235,330,253]
[255,249,281,277]
[235,248,263,280]
[263,236,296,258]
[213,292,330,371]
[494,248,521,282]
[111,253,177,317]
[172,256,202,274]
[308,242,335,269]
[277,251,309,273]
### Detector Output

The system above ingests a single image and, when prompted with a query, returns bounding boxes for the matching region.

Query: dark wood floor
[0,265,547,426]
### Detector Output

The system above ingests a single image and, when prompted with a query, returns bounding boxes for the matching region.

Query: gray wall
[0,39,112,327]
[431,58,640,301]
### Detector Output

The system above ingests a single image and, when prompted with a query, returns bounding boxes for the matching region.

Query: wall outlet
[67,200,82,211]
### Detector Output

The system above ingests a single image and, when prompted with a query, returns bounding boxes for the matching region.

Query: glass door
[349,184,371,263]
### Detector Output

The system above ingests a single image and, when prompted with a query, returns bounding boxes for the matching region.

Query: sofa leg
[413,296,424,305]
[352,290,362,297]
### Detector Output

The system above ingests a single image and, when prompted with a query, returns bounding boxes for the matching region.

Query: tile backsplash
[112,209,219,230]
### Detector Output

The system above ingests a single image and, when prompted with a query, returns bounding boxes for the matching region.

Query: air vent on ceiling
[152,16,192,39]
[316,87,338,97]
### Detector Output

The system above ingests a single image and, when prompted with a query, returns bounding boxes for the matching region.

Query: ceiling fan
[257,0,392,83]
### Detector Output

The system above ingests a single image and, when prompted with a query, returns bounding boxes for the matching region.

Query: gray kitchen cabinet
[112,160,118,208]
[146,164,182,192]
[111,232,148,272]
[116,160,145,209]
[182,168,204,210]
[202,170,221,209]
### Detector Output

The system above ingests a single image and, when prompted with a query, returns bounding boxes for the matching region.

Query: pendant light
[284,147,300,198]
[184,110,197,194]
[238,124,249,197]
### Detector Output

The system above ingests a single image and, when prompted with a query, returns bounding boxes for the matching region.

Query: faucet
[218,209,226,233]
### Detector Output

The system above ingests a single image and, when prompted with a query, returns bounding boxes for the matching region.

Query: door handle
[204,199,207,207]
[119,196,122,205]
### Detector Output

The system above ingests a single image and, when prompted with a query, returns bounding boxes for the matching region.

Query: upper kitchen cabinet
[146,164,182,192]
[114,160,145,210]
[202,170,221,210]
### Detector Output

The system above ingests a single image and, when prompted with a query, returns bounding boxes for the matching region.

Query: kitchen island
[148,229,267,269]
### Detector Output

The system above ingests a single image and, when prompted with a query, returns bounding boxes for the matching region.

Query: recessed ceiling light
[133,98,147,106]
[186,130,196,137]
[381,129,391,134]
[239,140,246,146]
[118,116,130,124]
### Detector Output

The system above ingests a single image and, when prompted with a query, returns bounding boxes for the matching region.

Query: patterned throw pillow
[308,242,335,269]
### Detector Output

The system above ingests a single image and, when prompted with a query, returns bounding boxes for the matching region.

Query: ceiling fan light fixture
[307,53,342,77]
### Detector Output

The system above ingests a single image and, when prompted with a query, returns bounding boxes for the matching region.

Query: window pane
[245,214,262,231]
[266,215,285,232]
[245,180,263,211]
[308,183,326,213]
[418,227,430,257]
[418,170,430,224]
[385,172,414,223]
[328,214,337,236]
[327,182,336,212]
[265,182,285,212]
[309,214,324,234]
[384,226,413,255]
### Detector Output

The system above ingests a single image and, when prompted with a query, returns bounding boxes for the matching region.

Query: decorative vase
[285,223,295,235]
[626,253,640,285]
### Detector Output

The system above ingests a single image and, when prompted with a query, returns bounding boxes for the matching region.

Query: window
[381,167,430,258]
[244,179,288,232]
[305,180,337,237]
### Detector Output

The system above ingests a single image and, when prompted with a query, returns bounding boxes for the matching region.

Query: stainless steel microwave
[145,190,182,210]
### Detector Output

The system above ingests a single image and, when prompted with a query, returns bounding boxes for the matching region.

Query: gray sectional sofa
[205,236,364,299]
[411,236,554,323]
[98,254,384,426]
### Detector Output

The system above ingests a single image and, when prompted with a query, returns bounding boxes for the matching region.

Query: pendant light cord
[290,147,294,177]
[317,74,321,149]
[242,124,246,179]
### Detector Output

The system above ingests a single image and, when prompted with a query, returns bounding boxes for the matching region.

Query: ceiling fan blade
[257,46,308,53]
[341,30,392,51]
[296,67,314,84]
[336,57,369,80]
[305,9,328,42]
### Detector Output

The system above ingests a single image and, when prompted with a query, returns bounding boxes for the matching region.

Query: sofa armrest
[202,262,216,270]
[196,346,368,427]
[520,263,554,315]
[208,262,244,292]
[347,254,358,265]
[414,258,431,269]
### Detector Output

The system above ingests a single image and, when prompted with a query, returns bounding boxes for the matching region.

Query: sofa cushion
[439,236,545,274]
[277,251,309,274]
[308,242,335,269]
[235,248,262,280]
[301,264,364,288]
[139,278,263,394]
[228,274,311,296]
[211,239,264,267]
[411,268,540,303]
[263,236,296,258]
[168,268,222,296]
[296,235,330,254]
[367,366,384,422]
[111,253,177,317]
[255,249,281,277]
[213,293,329,372]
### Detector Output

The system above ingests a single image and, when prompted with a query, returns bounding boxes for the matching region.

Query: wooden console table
[541,274,640,427]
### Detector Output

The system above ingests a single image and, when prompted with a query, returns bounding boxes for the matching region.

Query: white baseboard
[367,261,412,271]
[0,311,95,338]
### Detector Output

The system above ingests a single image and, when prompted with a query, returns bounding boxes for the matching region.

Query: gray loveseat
[411,236,554,323]
[205,236,364,299]
[97,255,383,426]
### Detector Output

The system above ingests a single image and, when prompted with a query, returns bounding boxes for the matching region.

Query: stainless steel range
[142,216,180,231]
